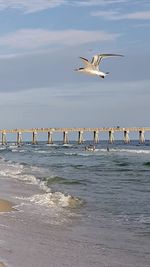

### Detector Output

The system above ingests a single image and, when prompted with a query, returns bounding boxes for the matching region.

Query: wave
[33,150,53,154]
[0,161,23,178]
[0,157,82,211]
[46,143,59,147]
[21,191,82,209]
[0,158,39,185]
[64,152,78,156]
[62,148,150,157]
[0,146,6,151]
[62,144,73,147]
[11,149,26,153]
[110,148,150,154]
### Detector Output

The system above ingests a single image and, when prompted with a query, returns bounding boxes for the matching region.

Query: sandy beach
[0,199,13,267]
[0,199,15,213]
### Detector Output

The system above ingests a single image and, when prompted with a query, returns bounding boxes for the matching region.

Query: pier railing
[0,127,149,145]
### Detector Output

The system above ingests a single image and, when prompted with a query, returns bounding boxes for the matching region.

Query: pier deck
[0,127,149,144]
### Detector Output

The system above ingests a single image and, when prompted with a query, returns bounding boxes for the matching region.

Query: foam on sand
[0,199,16,212]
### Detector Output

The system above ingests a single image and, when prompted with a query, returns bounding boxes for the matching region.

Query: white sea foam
[0,162,23,178]
[46,143,58,147]
[26,192,81,209]
[18,149,26,153]
[62,144,73,147]
[0,146,6,151]
[8,144,18,149]
[138,215,150,224]
[11,149,26,153]
[0,153,81,212]
[33,150,52,154]
[38,180,51,192]
[11,149,19,152]
[0,158,39,186]
[110,148,150,154]
[18,174,38,184]
[78,152,93,157]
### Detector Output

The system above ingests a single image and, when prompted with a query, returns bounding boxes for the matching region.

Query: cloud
[125,11,150,20]
[0,79,150,129]
[132,23,150,28]
[0,0,128,13]
[0,0,67,13]
[0,43,149,94]
[0,29,119,50]
[92,10,150,20]
[73,0,128,7]
[91,10,119,20]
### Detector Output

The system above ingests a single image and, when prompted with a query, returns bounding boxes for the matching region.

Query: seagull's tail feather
[100,72,110,78]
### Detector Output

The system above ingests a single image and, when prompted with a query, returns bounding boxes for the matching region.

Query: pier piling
[2,132,7,145]
[17,132,22,145]
[139,130,145,143]
[124,130,130,143]
[109,130,114,144]
[78,131,84,144]
[32,131,37,144]
[63,131,68,144]
[48,131,53,144]
[93,130,99,144]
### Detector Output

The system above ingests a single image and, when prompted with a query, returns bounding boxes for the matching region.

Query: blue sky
[0,0,150,131]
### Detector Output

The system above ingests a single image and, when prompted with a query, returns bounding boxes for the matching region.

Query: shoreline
[0,263,7,267]
[0,199,15,213]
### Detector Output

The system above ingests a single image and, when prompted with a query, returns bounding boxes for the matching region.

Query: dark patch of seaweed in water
[143,161,150,167]
[116,162,130,167]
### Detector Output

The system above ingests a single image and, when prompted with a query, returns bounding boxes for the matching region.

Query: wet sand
[0,199,15,212]
[0,199,13,267]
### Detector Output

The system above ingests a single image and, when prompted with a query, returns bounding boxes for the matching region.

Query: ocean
[0,140,150,267]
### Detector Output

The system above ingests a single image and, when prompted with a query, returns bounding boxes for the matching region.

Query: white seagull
[75,53,124,79]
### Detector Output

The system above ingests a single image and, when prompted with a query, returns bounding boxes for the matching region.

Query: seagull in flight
[75,53,124,79]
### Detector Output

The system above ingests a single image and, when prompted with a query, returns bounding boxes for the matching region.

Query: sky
[0,0,150,133]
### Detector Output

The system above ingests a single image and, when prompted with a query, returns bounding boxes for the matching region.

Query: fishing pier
[0,127,149,145]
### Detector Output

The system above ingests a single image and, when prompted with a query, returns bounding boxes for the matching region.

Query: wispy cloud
[0,0,148,15]
[72,0,128,7]
[91,10,119,20]
[132,23,150,28]
[0,0,128,13]
[0,0,67,13]
[125,11,150,20]
[0,29,119,50]
[92,10,150,20]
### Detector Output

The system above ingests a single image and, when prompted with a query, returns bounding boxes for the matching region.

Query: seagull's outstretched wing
[79,57,92,68]
[91,54,124,68]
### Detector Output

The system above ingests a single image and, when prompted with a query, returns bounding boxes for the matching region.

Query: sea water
[0,141,150,267]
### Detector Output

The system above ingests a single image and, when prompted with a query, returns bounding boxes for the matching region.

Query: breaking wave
[26,192,82,209]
